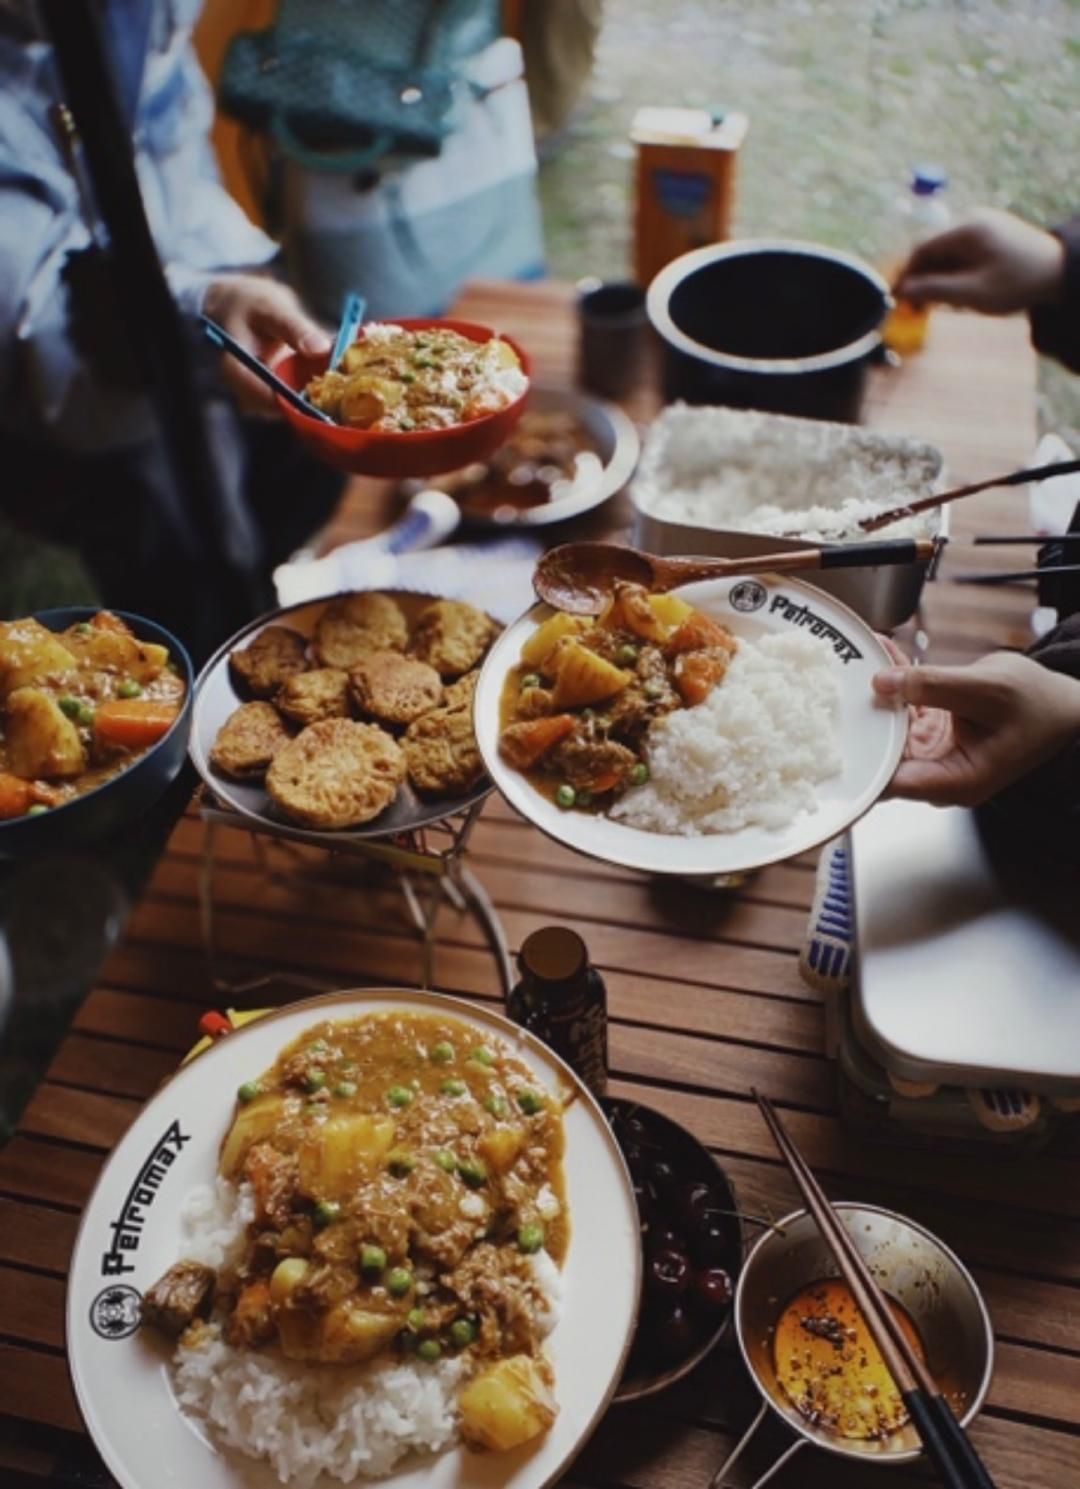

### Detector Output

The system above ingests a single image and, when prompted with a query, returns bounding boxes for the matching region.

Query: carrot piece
[675,652,731,707]
[0,772,32,819]
[584,768,625,794]
[667,612,735,656]
[94,699,179,750]
[498,714,576,770]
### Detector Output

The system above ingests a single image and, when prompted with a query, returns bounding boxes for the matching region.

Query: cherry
[647,1248,691,1298]
[693,1266,733,1315]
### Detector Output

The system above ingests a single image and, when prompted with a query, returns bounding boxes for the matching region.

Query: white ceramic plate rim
[474,575,906,876]
[66,988,641,1489]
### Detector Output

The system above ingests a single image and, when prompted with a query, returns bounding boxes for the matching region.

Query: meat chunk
[141,1260,217,1337]
[548,734,636,793]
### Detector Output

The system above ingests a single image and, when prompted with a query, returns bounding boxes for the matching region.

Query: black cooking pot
[646,239,891,423]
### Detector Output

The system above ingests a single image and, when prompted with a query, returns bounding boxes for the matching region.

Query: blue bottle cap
[911,164,948,195]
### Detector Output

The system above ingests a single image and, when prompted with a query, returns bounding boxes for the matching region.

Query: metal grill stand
[197,793,513,1000]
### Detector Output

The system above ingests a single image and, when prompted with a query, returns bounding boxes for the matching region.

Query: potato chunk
[520,613,590,674]
[458,1355,557,1453]
[0,620,76,697]
[297,1113,396,1201]
[5,687,85,779]
[550,641,630,710]
[478,1124,527,1175]
[218,1093,288,1178]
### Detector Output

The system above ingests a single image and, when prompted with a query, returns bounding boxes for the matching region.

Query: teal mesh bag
[219,0,500,173]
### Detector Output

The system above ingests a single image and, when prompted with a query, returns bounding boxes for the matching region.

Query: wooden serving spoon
[533,538,940,614]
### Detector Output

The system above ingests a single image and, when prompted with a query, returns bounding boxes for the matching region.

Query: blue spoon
[200,315,334,423]
[328,292,367,373]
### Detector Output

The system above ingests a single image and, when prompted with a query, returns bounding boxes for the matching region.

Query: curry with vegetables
[144,1012,567,1455]
[0,612,184,821]
[304,324,526,433]
[498,583,738,812]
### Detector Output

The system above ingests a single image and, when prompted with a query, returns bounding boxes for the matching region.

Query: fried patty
[442,669,479,712]
[403,706,485,796]
[275,667,351,726]
[209,702,292,780]
[314,592,408,669]
[349,650,443,727]
[410,600,498,678]
[266,718,406,829]
[229,625,309,698]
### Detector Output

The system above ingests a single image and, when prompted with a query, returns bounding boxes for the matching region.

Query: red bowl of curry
[0,607,193,858]
[273,318,531,478]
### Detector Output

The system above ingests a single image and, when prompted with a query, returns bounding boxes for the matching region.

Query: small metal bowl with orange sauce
[718,1204,994,1486]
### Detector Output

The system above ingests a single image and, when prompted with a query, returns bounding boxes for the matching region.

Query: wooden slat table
[3,284,1079,1489]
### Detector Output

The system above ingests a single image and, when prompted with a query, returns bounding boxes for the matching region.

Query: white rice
[168,1180,560,1487]
[635,404,943,542]
[611,631,842,836]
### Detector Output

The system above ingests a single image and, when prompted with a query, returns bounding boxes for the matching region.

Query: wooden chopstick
[752,1090,997,1489]
[857,457,1080,536]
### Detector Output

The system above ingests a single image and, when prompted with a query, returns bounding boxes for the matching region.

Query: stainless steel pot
[647,240,891,424]
[713,1203,995,1487]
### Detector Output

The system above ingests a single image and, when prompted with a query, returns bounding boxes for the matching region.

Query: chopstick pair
[200,316,334,423]
[753,1090,997,1489]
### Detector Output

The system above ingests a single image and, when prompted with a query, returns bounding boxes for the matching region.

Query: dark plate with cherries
[605,1097,743,1401]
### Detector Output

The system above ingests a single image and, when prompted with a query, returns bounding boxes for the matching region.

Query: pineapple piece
[218,1093,288,1178]
[297,1112,396,1201]
[0,620,77,697]
[477,1124,527,1175]
[520,613,591,673]
[551,641,630,710]
[5,687,85,779]
[459,1355,557,1453]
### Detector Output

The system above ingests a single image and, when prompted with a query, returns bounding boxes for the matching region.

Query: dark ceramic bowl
[0,608,193,860]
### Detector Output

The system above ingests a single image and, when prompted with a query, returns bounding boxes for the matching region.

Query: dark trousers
[0,404,344,663]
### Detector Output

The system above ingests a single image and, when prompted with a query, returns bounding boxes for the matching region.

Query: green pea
[360,1244,387,1275]
[58,695,82,720]
[387,1267,412,1297]
[237,1080,262,1104]
[643,680,664,701]
[457,1158,487,1189]
[387,1150,415,1177]
[406,1307,427,1331]
[307,1039,329,1055]
[116,678,142,699]
[26,803,50,816]
[517,1223,545,1254]
[450,1318,476,1348]
[469,1046,494,1067]
[484,1095,509,1118]
[398,417,416,431]
[399,370,416,383]
[434,1150,456,1172]
[430,1041,454,1064]
[76,702,95,727]
[417,1338,441,1362]
[441,1078,467,1097]
[520,672,541,691]
[555,783,576,810]
[616,644,639,667]
[334,1080,357,1099]
[73,622,91,635]
[387,1085,413,1108]
[517,1090,544,1115]
[303,1069,326,1093]
[629,761,650,786]
[314,1199,340,1228]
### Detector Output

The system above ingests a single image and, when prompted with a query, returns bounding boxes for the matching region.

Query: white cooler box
[281,38,545,323]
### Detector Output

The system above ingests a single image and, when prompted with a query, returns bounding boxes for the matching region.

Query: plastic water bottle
[882,165,950,356]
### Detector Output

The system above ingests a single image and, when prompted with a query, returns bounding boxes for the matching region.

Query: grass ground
[537,0,1080,441]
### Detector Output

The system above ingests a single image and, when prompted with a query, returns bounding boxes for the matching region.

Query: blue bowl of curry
[0,607,193,859]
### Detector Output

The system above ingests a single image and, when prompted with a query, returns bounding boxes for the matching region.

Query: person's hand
[202,274,331,415]
[872,651,1080,807]
[893,207,1066,315]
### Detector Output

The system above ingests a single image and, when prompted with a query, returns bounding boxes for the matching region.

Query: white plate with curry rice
[66,988,641,1489]
[474,574,906,877]
[190,592,500,842]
